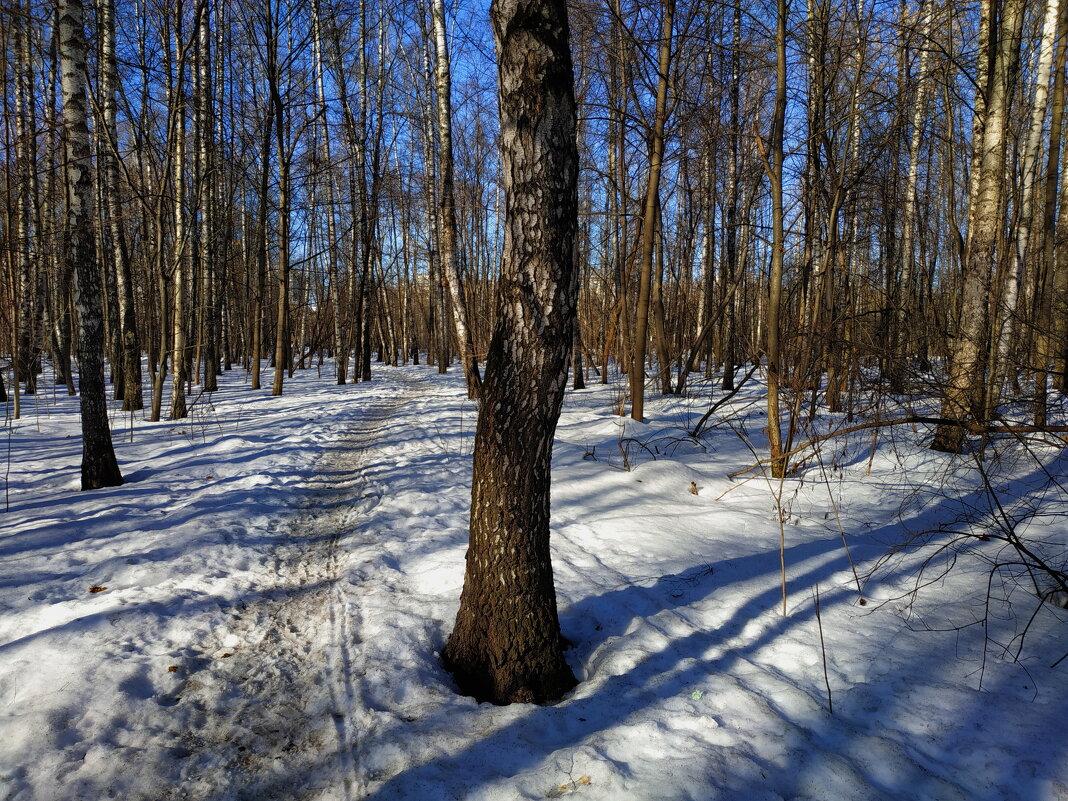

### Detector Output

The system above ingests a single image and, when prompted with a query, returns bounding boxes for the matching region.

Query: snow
[1,362,1065,801]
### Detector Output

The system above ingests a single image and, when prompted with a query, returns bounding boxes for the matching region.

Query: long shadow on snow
[260,459,1062,801]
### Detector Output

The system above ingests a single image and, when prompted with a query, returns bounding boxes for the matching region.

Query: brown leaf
[689,482,699,496]
[88,586,107,594]
[167,666,179,673]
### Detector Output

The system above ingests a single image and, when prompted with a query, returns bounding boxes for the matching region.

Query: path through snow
[157,373,424,800]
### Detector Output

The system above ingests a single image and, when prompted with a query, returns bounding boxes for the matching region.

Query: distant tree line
[1,0,1066,480]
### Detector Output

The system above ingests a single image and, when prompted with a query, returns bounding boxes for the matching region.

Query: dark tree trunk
[101,0,143,411]
[443,0,579,705]
[60,0,123,489]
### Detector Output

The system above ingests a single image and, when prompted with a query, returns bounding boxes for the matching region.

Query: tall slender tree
[932,0,1026,452]
[60,0,123,489]
[630,0,674,422]
[432,0,482,399]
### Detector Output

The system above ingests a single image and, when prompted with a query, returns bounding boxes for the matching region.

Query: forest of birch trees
[2,0,1067,474]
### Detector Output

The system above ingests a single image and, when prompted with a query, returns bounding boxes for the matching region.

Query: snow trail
[158,373,425,801]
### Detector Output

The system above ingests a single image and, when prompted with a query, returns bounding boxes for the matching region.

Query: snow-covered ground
[1,361,1065,801]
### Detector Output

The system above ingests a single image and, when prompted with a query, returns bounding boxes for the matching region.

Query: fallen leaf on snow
[88,586,107,593]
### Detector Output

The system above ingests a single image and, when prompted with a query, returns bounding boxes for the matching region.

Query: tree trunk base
[443,634,576,706]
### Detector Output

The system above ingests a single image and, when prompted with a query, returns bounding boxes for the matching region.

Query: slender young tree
[891,0,934,388]
[630,0,674,422]
[994,0,1061,390]
[764,0,788,477]
[444,0,579,705]
[100,0,143,411]
[170,1,189,420]
[432,0,482,399]
[60,0,123,489]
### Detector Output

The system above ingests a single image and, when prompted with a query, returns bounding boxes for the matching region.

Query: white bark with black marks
[60,0,123,489]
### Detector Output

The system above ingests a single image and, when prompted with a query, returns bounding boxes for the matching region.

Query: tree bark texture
[60,0,123,489]
[443,0,579,705]
[932,0,1025,452]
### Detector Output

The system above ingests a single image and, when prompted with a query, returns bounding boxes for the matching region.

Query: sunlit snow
[0,361,1064,800]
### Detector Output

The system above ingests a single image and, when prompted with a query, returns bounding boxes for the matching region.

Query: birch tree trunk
[170,3,189,420]
[14,0,39,400]
[432,0,482,399]
[311,0,345,384]
[1033,1,1067,423]
[60,0,123,489]
[891,0,934,388]
[268,0,290,397]
[993,0,1061,393]
[443,0,579,705]
[196,0,218,393]
[722,2,742,392]
[100,0,143,411]
[932,0,1026,452]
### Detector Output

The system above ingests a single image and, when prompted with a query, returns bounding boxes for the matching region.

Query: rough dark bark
[443,0,579,705]
[60,0,123,489]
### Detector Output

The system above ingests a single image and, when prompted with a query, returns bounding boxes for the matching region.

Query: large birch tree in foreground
[60,0,123,489]
[443,0,579,705]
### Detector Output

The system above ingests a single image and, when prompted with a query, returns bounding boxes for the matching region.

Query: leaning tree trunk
[443,0,579,705]
[60,0,123,489]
